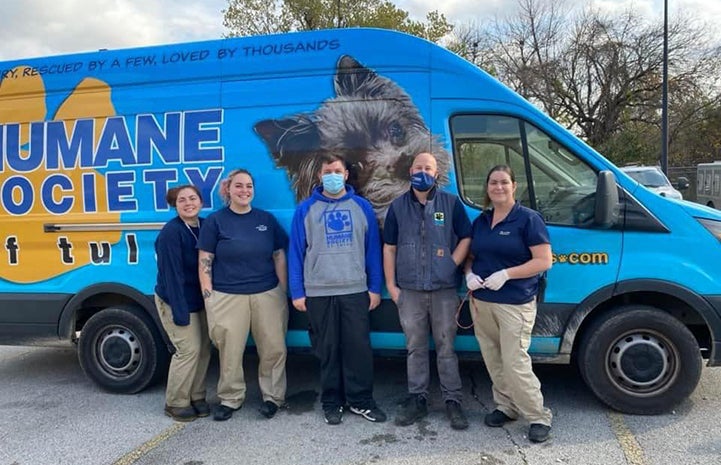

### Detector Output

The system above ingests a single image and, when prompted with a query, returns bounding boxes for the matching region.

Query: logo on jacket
[256,224,268,232]
[433,212,445,226]
[324,210,353,247]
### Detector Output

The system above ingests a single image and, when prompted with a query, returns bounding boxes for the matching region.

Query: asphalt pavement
[1,345,720,465]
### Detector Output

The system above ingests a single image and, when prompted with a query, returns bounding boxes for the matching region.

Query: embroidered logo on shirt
[433,212,445,226]
[324,210,353,247]
[498,230,510,236]
[256,224,268,232]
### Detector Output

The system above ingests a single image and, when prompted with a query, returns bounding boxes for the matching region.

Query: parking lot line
[608,412,647,465]
[111,422,186,465]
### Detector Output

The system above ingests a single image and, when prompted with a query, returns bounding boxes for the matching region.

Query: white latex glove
[484,269,509,291]
[465,272,485,291]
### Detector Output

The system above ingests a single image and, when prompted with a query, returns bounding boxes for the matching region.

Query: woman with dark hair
[155,185,211,422]
[198,168,289,421]
[464,165,554,443]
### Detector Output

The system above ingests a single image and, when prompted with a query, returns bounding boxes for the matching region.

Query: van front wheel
[578,305,701,414]
[78,306,166,394]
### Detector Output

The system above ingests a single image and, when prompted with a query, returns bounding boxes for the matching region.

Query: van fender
[57,283,165,345]
[559,279,721,365]
[557,283,614,357]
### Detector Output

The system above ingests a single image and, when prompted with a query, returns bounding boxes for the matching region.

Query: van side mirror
[676,176,690,190]
[595,170,619,229]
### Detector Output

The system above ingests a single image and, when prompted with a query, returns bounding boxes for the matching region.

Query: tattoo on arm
[200,256,213,276]
[203,289,212,299]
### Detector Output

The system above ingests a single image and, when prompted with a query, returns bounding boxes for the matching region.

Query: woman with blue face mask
[288,153,387,426]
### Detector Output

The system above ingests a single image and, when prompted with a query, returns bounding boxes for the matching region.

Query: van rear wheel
[78,306,167,393]
[578,305,701,414]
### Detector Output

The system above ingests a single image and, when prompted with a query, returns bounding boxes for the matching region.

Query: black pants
[306,292,375,410]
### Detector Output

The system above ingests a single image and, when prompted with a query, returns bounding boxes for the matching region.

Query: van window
[706,172,713,192]
[452,114,598,226]
[698,171,704,194]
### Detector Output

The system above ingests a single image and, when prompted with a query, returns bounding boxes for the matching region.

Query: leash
[455,289,476,330]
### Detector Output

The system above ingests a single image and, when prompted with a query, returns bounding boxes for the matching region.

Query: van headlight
[697,218,721,242]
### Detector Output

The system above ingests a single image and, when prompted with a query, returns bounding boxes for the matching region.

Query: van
[620,165,684,200]
[1,28,720,414]
[697,161,721,208]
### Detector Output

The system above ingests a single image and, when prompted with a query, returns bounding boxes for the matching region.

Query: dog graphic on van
[254,55,450,223]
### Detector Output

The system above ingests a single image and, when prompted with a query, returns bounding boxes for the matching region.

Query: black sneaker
[324,405,344,425]
[164,405,197,422]
[350,406,387,423]
[528,423,551,443]
[190,400,210,418]
[213,404,241,422]
[445,400,469,430]
[394,395,428,426]
[259,400,279,419]
[484,409,514,427]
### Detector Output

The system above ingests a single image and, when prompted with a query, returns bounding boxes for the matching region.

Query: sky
[0,0,719,61]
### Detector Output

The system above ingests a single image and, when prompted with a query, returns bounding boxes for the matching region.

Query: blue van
[0,28,719,414]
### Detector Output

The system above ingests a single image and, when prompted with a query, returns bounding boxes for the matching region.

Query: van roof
[0,27,611,173]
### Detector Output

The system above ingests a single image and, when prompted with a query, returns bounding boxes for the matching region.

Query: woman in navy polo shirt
[155,185,211,422]
[464,165,554,443]
[198,168,289,422]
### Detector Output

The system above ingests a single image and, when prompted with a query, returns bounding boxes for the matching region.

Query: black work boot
[484,409,514,427]
[528,423,552,443]
[213,404,241,421]
[164,405,197,422]
[190,400,210,418]
[394,395,428,426]
[259,400,279,419]
[445,400,469,430]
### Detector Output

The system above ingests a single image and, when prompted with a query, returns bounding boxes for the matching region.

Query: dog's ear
[254,116,321,171]
[334,55,382,98]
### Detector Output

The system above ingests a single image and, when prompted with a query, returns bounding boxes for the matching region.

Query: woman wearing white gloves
[464,165,553,443]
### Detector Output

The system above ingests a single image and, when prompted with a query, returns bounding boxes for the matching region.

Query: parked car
[620,165,686,200]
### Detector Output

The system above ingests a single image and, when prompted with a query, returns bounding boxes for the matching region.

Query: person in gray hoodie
[288,153,386,426]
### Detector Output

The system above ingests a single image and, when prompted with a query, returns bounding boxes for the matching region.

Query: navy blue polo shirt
[470,202,549,304]
[198,207,288,295]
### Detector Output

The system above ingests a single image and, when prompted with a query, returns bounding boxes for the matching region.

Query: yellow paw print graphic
[0,66,121,283]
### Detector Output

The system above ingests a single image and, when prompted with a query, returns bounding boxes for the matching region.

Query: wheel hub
[97,328,141,376]
[609,333,670,391]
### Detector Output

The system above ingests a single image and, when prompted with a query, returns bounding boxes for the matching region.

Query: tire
[78,306,167,394]
[577,305,702,414]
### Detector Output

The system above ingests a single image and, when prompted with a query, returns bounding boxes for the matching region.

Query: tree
[448,0,721,166]
[222,0,453,42]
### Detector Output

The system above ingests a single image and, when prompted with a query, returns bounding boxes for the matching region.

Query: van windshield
[626,169,670,188]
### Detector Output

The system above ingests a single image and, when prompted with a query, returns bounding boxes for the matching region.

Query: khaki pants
[470,298,552,426]
[155,295,211,408]
[206,287,288,409]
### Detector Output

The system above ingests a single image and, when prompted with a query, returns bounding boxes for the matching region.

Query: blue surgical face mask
[410,171,436,192]
[322,173,345,194]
